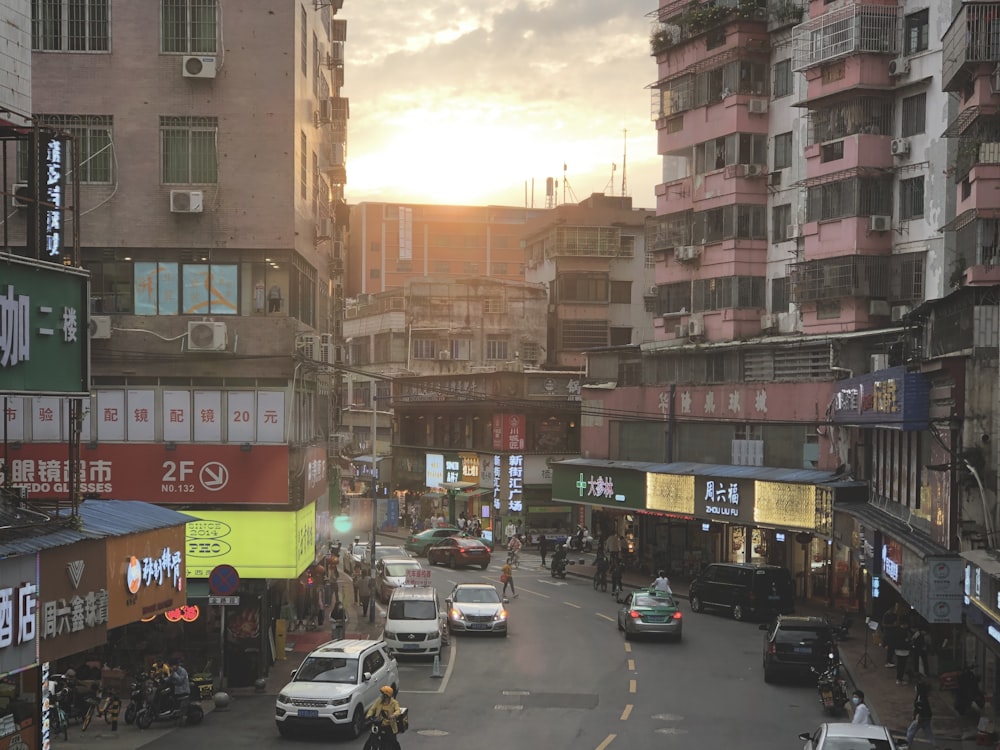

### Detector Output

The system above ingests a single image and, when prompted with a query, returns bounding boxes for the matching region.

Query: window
[820,141,844,162]
[771,276,789,312]
[904,9,928,55]
[773,132,793,170]
[33,0,110,51]
[300,131,307,199]
[609,327,632,346]
[37,115,112,183]
[160,116,218,184]
[485,336,509,361]
[816,300,841,319]
[899,176,924,220]
[557,275,608,303]
[706,28,726,50]
[369,268,380,279]
[300,5,307,75]
[492,262,508,275]
[773,59,793,98]
[133,262,237,315]
[692,276,765,311]
[559,320,608,350]
[806,177,893,222]
[694,133,767,173]
[666,115,684,134]
[161,0,217,54]
[772,204,791,243]
[312,33,320,94]
[610,281,631,304]
[901,93,926,137]
[412,338,436,360]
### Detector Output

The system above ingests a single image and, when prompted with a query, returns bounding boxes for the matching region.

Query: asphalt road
[109,551,842,750]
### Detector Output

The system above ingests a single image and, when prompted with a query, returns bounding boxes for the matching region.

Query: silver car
[375,557,423,603]
[445,583,509,636]
[799,722,903,750]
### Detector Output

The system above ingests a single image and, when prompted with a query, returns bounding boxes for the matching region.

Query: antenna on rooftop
[562,162,578,205]
[621,127,629,198]
[605,163,617,196]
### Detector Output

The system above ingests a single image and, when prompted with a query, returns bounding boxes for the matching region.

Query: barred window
[161,0,217,54]
[899,176,925,220]
[904,9,928,55]
[412,338,436,360]
[485,335,509,360]
[692,276,765,311]
[300,131,307,199]
[901,93,926,137]
[692,204,767,243]
[557,275,609,303]
[806,177,892,222]
[657,281,692,315]
[33,0,110,51]
[300,5,307,75]
[559,320,607,351]
[694,133,768,173]
[37,115,112,183]
[160,116,217,184]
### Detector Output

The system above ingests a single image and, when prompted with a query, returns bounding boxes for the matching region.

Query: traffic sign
[209,595,240,606]
[208,564,240,596]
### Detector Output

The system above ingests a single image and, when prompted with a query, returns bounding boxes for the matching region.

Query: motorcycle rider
[551,543,568,575]
[168,658,190,727]
[365,685,402,750]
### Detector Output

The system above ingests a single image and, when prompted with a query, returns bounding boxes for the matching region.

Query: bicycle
[49,701,68,741]
[506,550,520,569]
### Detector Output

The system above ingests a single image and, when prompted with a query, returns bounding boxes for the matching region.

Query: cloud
[342,0,659,207]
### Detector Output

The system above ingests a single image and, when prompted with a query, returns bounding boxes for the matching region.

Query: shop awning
[836,501,953,560]
[961,548,1000,578]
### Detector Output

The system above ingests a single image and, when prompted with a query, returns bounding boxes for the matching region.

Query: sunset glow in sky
[343,0,660,209]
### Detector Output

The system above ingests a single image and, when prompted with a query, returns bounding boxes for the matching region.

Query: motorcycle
[569,526,594,553]
[551,554,569,579]
[826,610,853,641]
[813,652,848,716]
[593,555,609,592]
[135,676,204,729]
[124,673,151,725]
[364,706,408,750]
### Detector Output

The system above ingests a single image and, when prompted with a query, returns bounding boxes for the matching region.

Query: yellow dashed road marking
[596,734,617,750]
[620,704,633,721]
[628,659,635,672]
[629,679,637,694]
[624,643,632,653]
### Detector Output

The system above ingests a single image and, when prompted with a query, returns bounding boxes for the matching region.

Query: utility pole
[369,392,377,624]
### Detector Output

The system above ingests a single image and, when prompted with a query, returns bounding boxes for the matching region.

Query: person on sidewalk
[905,680,937,749]
[910,627,930,677]
[501,561,518,598]
[352,566,363,605]
[538,534,549,567]
[850,690,872,725]
[895,628,913,685]
[359,569,373,617]
[331,599,348,640]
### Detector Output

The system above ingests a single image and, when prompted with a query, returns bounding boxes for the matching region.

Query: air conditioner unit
[320,333,336,365]
[742,164,765,177]
[674,324,686,338]
[298,333,321,361]
[438,350,451,360]
[316,217,332,239]
[182,55,217,78]
[869,299,891,317]
[170,190,204,213]
[675,245,699,261]
[89,315,112,339]
[326,43,344,68]
[186,321,227,351]
[786,223,802,240]
[760,314,778,331]
[645,285,659,297]
[870,354,889,371]
[317,99,333,124]
[888,57,910,77]
[747,98,768,114]
[10,183,29,208]
[890,138,910,157]
[687,317,705,337]
[891,304,911,322]
[869,215,891,232]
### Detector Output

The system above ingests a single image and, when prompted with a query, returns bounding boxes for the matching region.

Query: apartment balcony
[793,3,899,73]
[952,211,1000,269]
[652,0,766,33]
[789,253,924,303]
[767,0,805,31]
[942,2,1000,93]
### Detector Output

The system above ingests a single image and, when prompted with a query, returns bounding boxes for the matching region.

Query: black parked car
[688,563,794,621]
[761,616,838,683]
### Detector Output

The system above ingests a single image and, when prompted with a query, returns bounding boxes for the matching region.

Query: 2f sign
[162,460,197,495]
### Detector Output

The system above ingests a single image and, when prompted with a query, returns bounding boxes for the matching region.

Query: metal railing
[942,2,1000,92]
[793,3,899,71]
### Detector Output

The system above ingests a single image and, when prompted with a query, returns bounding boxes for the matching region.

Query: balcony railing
[790,252,926,303]
[767,0,805,31]
[650,0,767,54]
[793,3,899,71]
[942,2,1000,92]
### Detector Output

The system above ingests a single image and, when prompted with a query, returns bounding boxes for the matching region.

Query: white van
[382,586,445,657]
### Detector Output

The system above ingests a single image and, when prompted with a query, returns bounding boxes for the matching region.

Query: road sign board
[209,595,240,606]
[208,564,240,595]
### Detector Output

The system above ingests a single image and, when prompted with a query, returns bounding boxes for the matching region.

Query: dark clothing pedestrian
[331,601,347,640]
[910,629,929,676]
[895,629,912,684]
[538,535,549,567]
[906,682,937,749]
[359,571,373,616]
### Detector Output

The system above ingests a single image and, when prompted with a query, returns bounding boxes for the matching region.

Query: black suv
[760,616,837,683]
[688,563,794,621]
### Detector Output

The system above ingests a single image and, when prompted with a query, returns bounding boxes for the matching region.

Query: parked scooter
[813,652,848,716]
[568,525,594,552]
[135,675,204,729]
[826,610,853,641]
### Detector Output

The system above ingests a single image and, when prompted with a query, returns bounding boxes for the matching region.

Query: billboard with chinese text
[105,526,186,628]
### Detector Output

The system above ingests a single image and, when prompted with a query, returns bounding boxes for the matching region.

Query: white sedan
[799,723,904,750]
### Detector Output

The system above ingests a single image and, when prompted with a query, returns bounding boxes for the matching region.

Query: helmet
[380,686,394,697]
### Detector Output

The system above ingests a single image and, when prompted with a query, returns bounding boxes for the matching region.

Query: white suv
[275,639,398,738]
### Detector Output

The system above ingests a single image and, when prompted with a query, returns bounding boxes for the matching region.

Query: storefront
[184,502,317,687]
[958,550,1000,698]
[0,554,40,750]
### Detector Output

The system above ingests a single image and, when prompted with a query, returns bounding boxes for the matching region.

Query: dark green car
[404,527,494,556]
[617,588,683,642]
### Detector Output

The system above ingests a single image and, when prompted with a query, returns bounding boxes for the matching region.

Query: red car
[427,537,492,570]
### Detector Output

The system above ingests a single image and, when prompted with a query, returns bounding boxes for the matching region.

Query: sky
[342,0,661,210]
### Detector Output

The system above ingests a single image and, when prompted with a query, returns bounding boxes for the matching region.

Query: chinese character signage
[0,554,39,677]
[444,457,461,484]
[491,414,526,451]
[699,477,749,522]
[0,254,88,395]
[550,462,646,510]
[425,454,444,488]
[38,540,108,662]
[106,527,186,628]
[831,366,930,430]
[508,455,523,512]
[882,537,903,584]
[7,443,290,505]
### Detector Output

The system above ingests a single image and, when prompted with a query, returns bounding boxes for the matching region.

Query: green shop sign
[0,254,89,395]
[551,464,646,510]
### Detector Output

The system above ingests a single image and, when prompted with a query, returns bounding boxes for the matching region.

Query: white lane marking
[494,705,524,711]
[402,639,458,694]
[655,728,689,735]
[564,601,582,609]
[596,613,614,622]
[502,690,530,696]
[652,713,684,722]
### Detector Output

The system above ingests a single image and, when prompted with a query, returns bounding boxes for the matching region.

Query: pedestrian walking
[850,690,872,725]
[501,561,518,598]
[538,534,549,567]
[331,599,348,640]
[895,628,913,685]
[905,680,937,749]
[359,569,373,617]
[910,627,930,677]
[505,521,516,545]
[351,566,362,605]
